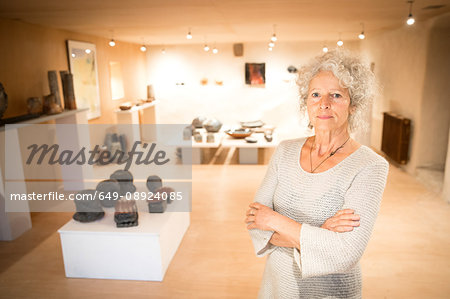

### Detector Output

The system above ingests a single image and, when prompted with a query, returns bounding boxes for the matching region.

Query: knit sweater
[249,138,389,299]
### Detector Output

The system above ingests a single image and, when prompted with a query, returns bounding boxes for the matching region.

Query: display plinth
[58,211,190,281]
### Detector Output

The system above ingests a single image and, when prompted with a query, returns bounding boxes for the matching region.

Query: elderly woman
[245,50,388,298]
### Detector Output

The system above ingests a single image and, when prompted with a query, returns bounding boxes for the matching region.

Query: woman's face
[306,71,352,132]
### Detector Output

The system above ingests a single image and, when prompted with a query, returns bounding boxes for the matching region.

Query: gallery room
[0,0,449,298]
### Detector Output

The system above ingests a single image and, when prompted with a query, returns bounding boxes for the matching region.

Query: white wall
[361,13,450,175]
[146,41,360,141]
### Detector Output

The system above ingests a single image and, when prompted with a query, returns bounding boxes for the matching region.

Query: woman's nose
[319,97,331,109]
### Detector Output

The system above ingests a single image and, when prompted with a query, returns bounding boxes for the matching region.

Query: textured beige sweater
[249,138,388,299]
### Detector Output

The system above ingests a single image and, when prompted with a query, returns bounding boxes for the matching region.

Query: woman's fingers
[335,209,355,216]
[336,213,360,221]
[249,202,261,209]
[330,219,360,228]
[335,226,355,232]
[244,215,255,223]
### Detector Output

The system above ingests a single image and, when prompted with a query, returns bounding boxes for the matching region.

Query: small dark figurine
[114,199,138,227]
[96,179,121,208]
[146,175,163,193]
[72,189,105,223]
[147,190,168,213]
[110,169,136,196]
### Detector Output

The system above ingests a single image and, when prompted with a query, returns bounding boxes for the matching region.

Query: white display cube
[58,211,190,281]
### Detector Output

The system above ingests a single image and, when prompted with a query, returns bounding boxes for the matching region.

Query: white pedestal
[0,109,89,240]
[180,130,223,164]
[221,132,278,164]
[115,101,157,143]
[58,211,190,281]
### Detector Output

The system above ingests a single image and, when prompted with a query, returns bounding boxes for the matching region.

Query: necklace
[309,136,350,173]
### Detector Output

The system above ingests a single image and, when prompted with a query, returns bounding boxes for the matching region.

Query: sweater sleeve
[248,142,284,257]
[295,159,389,278]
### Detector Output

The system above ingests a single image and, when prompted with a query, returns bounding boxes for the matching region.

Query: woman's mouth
[317,115,333,119]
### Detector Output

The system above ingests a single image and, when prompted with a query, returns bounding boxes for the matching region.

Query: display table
[181,130,224,164]
[115,101,157,142]
[58,210,190,281]
[221,132,278,164]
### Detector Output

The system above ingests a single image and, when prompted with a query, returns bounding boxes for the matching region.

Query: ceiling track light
[271,24,278,42]
[140,45,147,52]
[407,1,415,25]
[268,47,273,51]
[203,44,210,52]
[109,39,116,47]
[337,33,344,46]
[186,28,193,39]
[269,41,275,48]
[212,47,218,54]
[322,45,328,53]
[358,23,365,39]
[161,48,166,54]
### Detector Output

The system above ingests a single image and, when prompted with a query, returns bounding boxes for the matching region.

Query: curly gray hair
[297,49,377,131]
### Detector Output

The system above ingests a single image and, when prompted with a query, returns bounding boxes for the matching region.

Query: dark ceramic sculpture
[192,116,206,128]
[110,169,133,183]
[0,83,8,120]
[146,175,163,193]
[119,182,136,196]
[147,192,168,213]
[27,97,43,115]
[60,71,77,110]
[203,118,222,132]
[43,94,63,115]
[155,186,176,204]
[183,125,193,140]
[114,199,138,227]
[48,71,61,107]
[96,179,121,207]
[72,189,105,223]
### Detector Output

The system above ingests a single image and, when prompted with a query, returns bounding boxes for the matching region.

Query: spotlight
[109,39,116,47]
[406,1,415,25]
[322,46,328,53]
[85,49,91,54]
[337,40,344,47]
[140,45,147,52]
[203,44,210,52]
[212,47,218,54]
[269,41,275,48]
[271,34,277,42]
[359,23,365,39]
[268,47,273,51]
[161,48,166,54]
[186,29,192,39]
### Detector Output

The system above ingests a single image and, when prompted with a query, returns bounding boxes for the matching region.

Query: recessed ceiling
[0,0,449,45]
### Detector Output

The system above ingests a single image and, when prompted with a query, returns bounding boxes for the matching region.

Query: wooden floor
[0,164,449,298]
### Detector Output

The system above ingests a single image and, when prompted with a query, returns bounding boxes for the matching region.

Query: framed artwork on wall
[66,40,101,120]
[245,63,265,86]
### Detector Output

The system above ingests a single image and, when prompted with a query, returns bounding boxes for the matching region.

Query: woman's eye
[331,93,342,98]
[311,92,319,97]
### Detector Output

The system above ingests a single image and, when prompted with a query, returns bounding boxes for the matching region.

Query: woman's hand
[269,232,293,248]
[245,202,277,231]
[321,209,360,232]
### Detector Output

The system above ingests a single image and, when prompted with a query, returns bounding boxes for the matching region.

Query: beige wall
[360,15,449,174]
[415,18,450,170]
[145,41,362,141]
[0,18,147,124]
